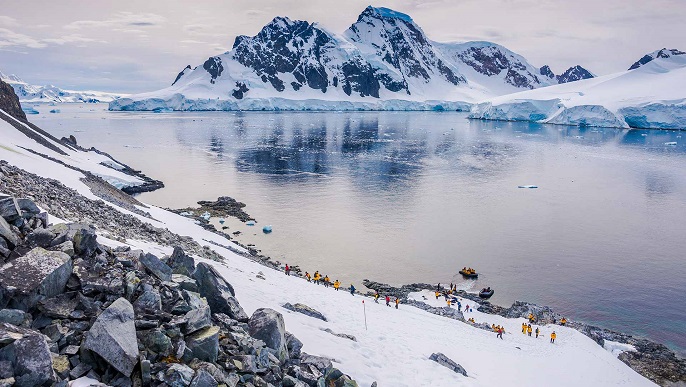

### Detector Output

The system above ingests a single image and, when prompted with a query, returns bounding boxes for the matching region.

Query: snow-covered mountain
[110,6,594,112]
[0,71,126,103]
[628,48,685,70]
[470,53,686,129]
[539,64,595,84]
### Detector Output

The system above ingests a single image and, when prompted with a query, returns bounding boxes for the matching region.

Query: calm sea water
[32,104,686,355]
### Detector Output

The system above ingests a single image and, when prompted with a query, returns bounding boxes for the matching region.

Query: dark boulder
[429,352,467,376]
[140,253,172,282]
[168,247,195,277]
[248,308,288,362]
[82,298,138,376]
[185,326,219,363]
[72,228,98,257]
[0,247,72,310]
[283,302,327,321]
[193,263,247,322]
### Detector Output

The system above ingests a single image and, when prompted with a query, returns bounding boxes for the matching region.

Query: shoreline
[173,196,686,386]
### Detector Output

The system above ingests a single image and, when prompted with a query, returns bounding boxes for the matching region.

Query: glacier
[470,55,686,130]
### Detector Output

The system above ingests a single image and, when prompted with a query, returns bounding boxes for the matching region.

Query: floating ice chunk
[518,185,538,189]
[219,219,225,224]
[179,211,193,217]
[664,142,677,146]
[201,211,211,221]
[246,221,256,226]
[49,109,61,113]
[263,225,273,233]
[22,107,39,114]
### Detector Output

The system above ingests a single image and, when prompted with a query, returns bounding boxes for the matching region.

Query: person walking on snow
[305,272,311,282]
[284,264,290,276]
[395,297,400,309]
[313,271,320,284]
[333,280,340,291]
[497,327,503,340]
[386,295,391,307]
[527,324,533,336]
[464,304,469,313]
[522,323,527,334]
[323,275,330,288]
[435,291,440,300]
[550,331,557,343]
[349,284,356,296]
[535,327,540,338]
[446,299,452,307]
[374,292,379,303]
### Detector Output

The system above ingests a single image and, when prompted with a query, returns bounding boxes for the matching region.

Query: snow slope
[0,71,126,103]
[0,109,659,386]
[470,56,686,129]
[109,7,593,112]
[0,110,144,191]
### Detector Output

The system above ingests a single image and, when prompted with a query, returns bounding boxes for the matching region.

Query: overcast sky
[1,0,684,93]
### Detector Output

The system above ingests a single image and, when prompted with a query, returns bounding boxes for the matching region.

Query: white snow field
[0,71,125,103]
[470,56,686,129]
[0,111,657,386]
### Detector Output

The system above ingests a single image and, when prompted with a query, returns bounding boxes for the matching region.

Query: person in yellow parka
[435,291,441,300]
[305,272,311,282]
[550,331,557,343]
[313,271,321,284]
[446,299,452,307]
[333,280,340,291]
[395,297,400,309]
[374,291,379,302]
[560,317,567,326]
[527,324,533,337]
[522,322,527,334]
[323,276,330,288]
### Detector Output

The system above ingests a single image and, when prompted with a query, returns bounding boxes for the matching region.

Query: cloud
[43,34,105,45]
[0,28,46,49]
[64,12,166,30]
[0,16,18,27]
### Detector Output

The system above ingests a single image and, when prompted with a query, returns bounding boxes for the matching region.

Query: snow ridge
[0,72,126,103]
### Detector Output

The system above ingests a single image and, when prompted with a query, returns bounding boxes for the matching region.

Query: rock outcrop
[0,189,361,386]
[429,352,467,376]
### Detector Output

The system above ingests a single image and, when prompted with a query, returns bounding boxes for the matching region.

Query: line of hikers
[373,291,401,309]
[285,266,358,296]
[521,322,556,343]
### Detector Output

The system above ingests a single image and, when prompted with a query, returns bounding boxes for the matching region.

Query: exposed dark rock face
[556,65,594,83]
[539,65,555,80]
[173,196,256,223]
[203,57,224,83]
[0,79,26,121]
[173,65,192,86]
[629,48,685,70]
[232,82,249,99]
[232,16,382,97]
[346,6,465,91]
[539,64,594,84]
[455,45,541,88]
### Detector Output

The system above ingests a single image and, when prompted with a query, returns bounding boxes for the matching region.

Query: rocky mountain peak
[0,78,27,122]
[539,65,555,79]
[345,6,464,89]
[628,48,685,70]
[556,65,594,83]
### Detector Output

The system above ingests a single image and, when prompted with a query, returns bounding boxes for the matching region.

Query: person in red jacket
[385,295,391,307]
[284,264,290,276]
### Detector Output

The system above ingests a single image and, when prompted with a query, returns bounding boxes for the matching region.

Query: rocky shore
[362,280,686,386]
[0,188,360,386]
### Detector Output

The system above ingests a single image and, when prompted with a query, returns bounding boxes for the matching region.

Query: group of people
[301,270,343,291]
[461,267,476,275]
[491,324,505,339]
[373,292,401,308]
[521,322,557,343]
